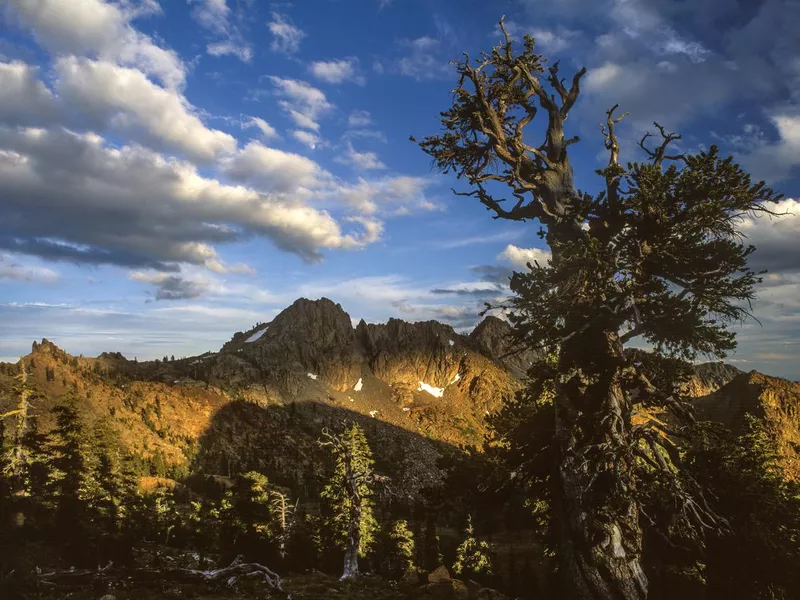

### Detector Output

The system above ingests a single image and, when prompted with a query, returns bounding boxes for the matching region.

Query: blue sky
[0,0,799,379]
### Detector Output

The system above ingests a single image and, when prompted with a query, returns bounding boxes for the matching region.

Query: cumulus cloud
[739,112,800,183]
[0,127,381,268]
[4,0,185,88]
[309,58,364,84]
[334,176,430,215]
[267,12,305,55]
[220,140,327,193]
[498,244,552,269]
[0,61,58,125]
[268,76,333,131]
[740,198,800,274]
[55,57,237,162]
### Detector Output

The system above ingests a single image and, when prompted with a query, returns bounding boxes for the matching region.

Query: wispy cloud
[267,12,306,55]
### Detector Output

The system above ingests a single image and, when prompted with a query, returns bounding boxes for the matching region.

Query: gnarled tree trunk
[554,326,647,600]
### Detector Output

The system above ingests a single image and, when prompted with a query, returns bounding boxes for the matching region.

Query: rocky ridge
[0,297,768,488]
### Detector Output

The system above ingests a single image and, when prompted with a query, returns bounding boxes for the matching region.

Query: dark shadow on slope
[192,398,461,506]
[191,398,550,597]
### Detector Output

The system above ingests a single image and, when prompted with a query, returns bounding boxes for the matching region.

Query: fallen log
[38,556,290,597]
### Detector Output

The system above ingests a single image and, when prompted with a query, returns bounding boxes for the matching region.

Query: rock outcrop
[684,361,743,397]
[356,318,464,387]
[246,298,363,391]
[468,316,540,379]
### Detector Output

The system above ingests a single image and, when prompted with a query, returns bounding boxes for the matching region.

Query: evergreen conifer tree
[227,471,278,562]
[383,519,415,578]
[420,17,781,599]
[48,399,99,565]
[319,422,379,579]
[453,515,493,581]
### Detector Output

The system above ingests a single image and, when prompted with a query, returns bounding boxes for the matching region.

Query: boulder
[402,567,422,585]
[428,565,452,583]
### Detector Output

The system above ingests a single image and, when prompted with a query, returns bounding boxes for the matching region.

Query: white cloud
[609,0,711,63]
[334,176,430,215]
[494,21,577,52]
[309,58,364,85]
[0,127,378,267]
[189,0,252,62]
[241,115,278,139]
[207,41,252,61]
[348,110,373,127]
[4,0,185,88]
[498,244,552,269]
[739,198,800,274]
[55,57,236,162]
[335,142,386,170]
[269,76,333,131]
[291,130,322,150]
[397,36,451,80]
[267,12,305,55]
[584,61,625,93]
[740,112,800,183]
[220,140,327,193]
[0,60,58,125]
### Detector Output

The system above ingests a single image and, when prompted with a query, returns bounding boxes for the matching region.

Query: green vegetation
[420,15,784,600]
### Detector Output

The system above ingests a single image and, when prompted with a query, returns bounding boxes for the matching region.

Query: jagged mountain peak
[468,315,540,379]
[269,296,354,336]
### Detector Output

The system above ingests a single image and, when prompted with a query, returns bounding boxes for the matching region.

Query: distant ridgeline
[1,297,798,598]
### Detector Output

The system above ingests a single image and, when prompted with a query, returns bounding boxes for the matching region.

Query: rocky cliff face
[468,316,541,379]
[243,297,362,392]
[684,361,743,397]
[356,318,464,387]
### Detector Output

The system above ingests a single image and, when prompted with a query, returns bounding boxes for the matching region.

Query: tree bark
[554,325,648,600]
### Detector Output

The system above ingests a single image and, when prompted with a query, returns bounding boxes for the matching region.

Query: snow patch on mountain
[418,381,445,398]
[245,326,269,343]
[354,377,363,391]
